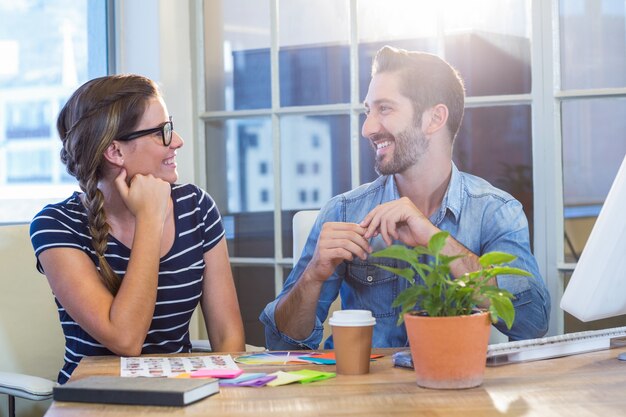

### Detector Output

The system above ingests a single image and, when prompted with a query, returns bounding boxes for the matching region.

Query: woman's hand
[114,169,171,221]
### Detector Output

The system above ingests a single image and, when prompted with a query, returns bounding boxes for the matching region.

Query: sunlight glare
[358,0,526,42]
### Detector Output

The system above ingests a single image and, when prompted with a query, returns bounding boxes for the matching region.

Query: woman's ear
[103,141,125,167]
[423,104,449,135]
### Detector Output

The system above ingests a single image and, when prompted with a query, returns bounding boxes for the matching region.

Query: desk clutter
[52,353,390,407]
[120,354,348,389]
[217,370,336,387]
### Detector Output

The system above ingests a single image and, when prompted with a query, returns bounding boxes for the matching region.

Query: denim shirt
[260,164,551,350]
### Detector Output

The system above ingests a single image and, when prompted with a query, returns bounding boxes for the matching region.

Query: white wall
[116,0,197,186]
[116,0,204,339]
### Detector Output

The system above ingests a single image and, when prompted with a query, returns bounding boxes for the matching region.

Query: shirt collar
[433,162,462,225]
[386,163,462,226]
[383,174,401,201]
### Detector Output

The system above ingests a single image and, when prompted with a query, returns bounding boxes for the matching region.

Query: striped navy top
[29,184,225,384]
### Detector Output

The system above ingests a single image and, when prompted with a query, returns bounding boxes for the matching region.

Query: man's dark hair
[372,46,466,143]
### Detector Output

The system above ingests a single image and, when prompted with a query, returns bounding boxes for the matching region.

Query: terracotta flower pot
[404,311,491,389]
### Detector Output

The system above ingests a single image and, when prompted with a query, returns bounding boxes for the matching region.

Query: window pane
[205,118,275,258]
[454,105,534,234]
[7,149,52,182]
[0,0,108,223]
[280,115,351,257]
[560,0,626,89]
[204,0,270,111]
[232,266,275,346]
[279,0,350,106]
[357,0,531,100]
[6,101,51,139]
[562,98,626,261]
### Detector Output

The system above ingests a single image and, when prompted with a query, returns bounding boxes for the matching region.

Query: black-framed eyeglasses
[117,116,173,146]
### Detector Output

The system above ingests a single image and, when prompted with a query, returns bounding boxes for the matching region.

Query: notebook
[53,376,219,406]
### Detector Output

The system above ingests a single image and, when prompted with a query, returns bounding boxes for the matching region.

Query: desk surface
[45,347,626,417]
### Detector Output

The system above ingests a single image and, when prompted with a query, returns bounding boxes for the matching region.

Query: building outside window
[0,0,110,224]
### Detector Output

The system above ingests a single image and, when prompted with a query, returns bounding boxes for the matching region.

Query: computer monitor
[560,153,626,321]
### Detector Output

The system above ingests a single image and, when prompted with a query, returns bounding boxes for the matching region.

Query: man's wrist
[301,263,329,285]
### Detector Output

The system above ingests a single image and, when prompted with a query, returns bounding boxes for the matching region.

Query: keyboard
[486,326,626,366]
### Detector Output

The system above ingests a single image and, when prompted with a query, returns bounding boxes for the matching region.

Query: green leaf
[439,254,465,265]
[487,266,532,277]
[412,246,432,256]
[391,287,420,309]
[374,265,415,284]
[478,251,517,267]
[488,294,515,329]
[370,230,533,325]
[427,231,449,255]
[371,245,424,273]
[371,245,416,261]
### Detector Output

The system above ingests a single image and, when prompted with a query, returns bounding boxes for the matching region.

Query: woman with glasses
[29,74,245,384]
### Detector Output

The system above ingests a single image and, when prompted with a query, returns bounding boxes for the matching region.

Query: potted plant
[371,231,531,389]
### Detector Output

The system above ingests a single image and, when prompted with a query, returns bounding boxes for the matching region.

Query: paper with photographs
[120,355,239,377]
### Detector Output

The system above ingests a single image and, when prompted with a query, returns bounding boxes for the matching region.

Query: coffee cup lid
[328,309,376,327]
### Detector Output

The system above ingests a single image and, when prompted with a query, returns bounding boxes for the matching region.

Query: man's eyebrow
[364,98,398,107]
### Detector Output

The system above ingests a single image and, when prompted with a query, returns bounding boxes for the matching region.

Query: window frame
[193,0,626,336]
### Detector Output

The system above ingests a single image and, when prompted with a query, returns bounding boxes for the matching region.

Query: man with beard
[260,46,550,350]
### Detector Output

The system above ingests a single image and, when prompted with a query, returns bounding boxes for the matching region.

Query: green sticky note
[288,369,336,384]
[266,371,307,387]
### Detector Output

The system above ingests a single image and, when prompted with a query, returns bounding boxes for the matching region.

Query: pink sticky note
[191,368,244,379]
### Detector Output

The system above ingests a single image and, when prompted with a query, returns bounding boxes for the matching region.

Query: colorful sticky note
[235,351,313,365]
[287,369,336,384]
[266,371,308,386]
[218,373,267,386]
[298,352,384,365]
[313,352,383,360]
[297,357,336,365]
[236,375,277,387]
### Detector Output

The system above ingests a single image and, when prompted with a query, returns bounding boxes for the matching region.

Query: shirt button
[366,275,373,282]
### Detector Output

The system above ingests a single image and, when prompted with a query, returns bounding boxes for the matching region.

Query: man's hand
[360,197,439,247]
[306,222,371,282]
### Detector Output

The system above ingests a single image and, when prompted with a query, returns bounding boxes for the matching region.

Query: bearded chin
[374,154,393,176]
[374,139,426,176]
[371,124,427,176]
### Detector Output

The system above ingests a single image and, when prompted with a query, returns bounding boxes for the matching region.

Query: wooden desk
[45,347,626,417]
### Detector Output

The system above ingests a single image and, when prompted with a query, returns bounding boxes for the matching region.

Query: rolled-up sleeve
[259,204,343,350]
[485,200,551,340]
[259,295,325,350]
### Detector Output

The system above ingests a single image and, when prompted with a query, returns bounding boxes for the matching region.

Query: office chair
[292,210,341,343]
[0,373,55,417]
[292,210,320,266]
[0,224,62,417]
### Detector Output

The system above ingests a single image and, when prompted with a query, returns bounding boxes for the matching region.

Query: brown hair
[371,46,466,143]
[57,74,160,294]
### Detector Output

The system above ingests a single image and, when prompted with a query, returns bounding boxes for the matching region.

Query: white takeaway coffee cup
[329,310,376,375]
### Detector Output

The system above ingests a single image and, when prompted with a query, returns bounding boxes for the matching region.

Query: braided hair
[57,74,160,294]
